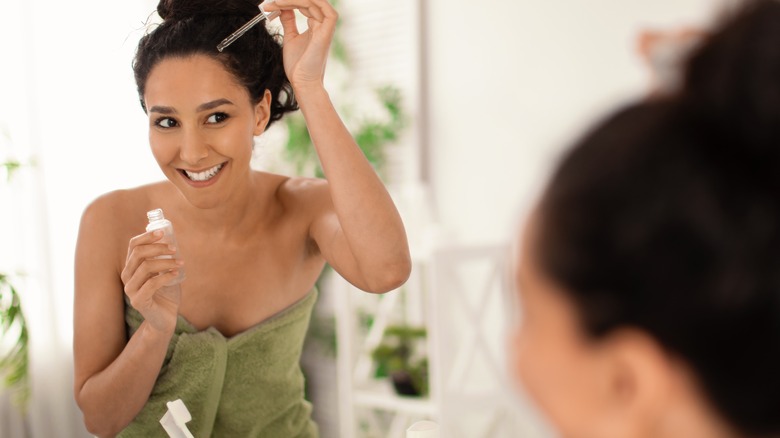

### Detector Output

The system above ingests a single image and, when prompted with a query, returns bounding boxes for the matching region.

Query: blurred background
[0,0,724,436]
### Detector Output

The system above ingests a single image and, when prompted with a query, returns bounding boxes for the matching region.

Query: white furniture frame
[334,243,529,437]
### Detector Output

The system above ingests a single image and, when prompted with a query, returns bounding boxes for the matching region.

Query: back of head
[537,0,780,435]
[683,0,780,151]
[133,0,297,127]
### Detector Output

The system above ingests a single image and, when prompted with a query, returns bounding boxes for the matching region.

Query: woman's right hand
[121,230,184,334]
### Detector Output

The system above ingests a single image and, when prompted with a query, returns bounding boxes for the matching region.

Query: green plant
[1,159,21,182]
[1,129,31,410]
[0,126,22,183]
[283,85,405,180]
[0,270,29,410]
[371,325,428,397]
[280,0,407,180]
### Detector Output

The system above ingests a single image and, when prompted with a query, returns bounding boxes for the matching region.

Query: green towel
[119,290,319,438]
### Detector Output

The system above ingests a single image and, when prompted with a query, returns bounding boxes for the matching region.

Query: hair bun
[157,0,262,21]
[682,0,780,149]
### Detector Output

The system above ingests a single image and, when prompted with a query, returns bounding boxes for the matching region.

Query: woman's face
[512,213,638,438]
[512,210,739,438]
[143,54,270,208]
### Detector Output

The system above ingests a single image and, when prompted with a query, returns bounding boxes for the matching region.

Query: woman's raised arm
[265,0,412,293]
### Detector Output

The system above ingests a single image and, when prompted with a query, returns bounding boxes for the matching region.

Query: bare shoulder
[81,186,148,229]
[275,174,331,211]
[78,183,164,249]
[81,189,133,223]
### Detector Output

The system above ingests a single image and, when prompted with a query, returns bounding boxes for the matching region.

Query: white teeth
[184,163,224,182]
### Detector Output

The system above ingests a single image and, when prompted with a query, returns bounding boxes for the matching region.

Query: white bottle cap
[147,208,165,222]
[406,420,440,438]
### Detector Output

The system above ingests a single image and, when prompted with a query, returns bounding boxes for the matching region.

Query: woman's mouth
[181,163,225,182]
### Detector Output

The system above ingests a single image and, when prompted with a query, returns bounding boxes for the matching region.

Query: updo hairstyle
[133,0,298,127]
[536,1,780,435]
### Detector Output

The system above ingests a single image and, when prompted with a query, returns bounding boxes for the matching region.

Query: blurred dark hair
[537,0,780,435]
[133,0,297,127]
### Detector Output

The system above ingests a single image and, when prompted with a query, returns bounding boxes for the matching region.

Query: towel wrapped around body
[118,289,319,438]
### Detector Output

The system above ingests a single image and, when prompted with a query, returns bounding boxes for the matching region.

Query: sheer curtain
[1,0,158,436]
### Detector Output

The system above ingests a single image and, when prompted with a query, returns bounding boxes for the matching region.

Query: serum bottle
[146,208,186,286]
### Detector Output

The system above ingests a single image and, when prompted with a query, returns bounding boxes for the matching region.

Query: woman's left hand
[262,0,337,91]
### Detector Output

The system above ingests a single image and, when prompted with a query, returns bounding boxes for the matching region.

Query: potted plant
[371,325,428,397]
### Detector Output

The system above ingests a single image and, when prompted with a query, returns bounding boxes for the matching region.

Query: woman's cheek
[150,136,178,165]
[512,323,543,397]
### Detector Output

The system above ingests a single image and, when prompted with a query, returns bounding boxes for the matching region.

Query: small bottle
[146,208,186,286]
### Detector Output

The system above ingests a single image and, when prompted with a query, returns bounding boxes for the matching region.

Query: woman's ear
[253,89,272,136]
[598,328,673,436]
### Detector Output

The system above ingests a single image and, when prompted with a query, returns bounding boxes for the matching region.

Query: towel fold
[119,290,319,438]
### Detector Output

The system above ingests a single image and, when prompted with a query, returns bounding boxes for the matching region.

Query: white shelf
[335,242,520,437]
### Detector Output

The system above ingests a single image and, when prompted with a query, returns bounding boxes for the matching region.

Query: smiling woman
[143,56,271,204]
[72,0,411,436]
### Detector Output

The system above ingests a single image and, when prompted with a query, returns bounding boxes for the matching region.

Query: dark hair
[536,0,780,435]
[133,0,297,127]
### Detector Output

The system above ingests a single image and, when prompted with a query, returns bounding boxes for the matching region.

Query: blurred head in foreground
[512,1,780,437]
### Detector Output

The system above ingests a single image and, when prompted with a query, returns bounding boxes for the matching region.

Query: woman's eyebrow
[197,98,234,112]
[148,99,235,115]
[148,105,176,115]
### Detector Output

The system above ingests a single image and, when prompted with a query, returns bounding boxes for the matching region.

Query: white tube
[406,420,439,438]
[159,399,194,438]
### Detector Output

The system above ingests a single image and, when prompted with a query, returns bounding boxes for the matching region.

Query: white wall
[7,1,158,436]
[426,0,723,246]
[31,0,161,347]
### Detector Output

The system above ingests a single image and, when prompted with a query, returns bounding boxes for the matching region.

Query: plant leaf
[0,274,30,411]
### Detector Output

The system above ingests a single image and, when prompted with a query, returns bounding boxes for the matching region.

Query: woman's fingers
[278,9,300,39]
[122,258,183,296]
[132,242,178,263]
[265,0,337,45]
[309,0,338,19]
[121,241,178,284]
[127,270,181,313]
[121,227,184,332]
[123,230,167,281]
[126,230,163,259]
[264,0,337,88]
[264,0,337,24]
[291,6,324,22]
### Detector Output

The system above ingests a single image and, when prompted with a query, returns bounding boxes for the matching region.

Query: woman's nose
[179,128,209,165]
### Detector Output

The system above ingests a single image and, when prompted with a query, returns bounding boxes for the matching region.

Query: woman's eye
[207,113,229,124]
[155,117,178,128]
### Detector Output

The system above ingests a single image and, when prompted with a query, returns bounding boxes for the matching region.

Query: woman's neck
[169,171,276,239]
[653,377,739,438]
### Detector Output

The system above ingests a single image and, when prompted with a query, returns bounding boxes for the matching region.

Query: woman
[512,1,780,437]
[73,0,411,436]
